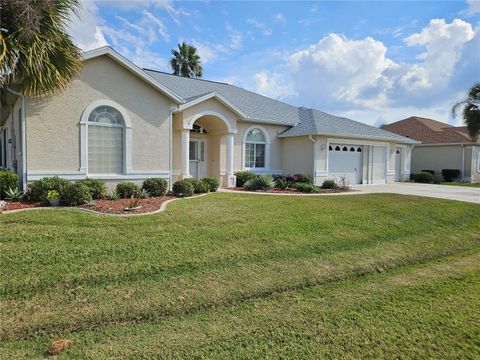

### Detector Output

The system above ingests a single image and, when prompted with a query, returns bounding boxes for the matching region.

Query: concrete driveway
[352,183,480,204]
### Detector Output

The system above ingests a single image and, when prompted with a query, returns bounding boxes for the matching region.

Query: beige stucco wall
[412,145,463,181]
[26,55,175,175]
[282,136,314,177]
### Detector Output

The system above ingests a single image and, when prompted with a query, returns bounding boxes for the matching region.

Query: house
[382,116,480,183]
[0,46,416,190]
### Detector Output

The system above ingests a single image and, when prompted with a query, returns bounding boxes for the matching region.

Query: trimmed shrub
[183,178,208,194]
[28,176,69,202]
[414,172,434,183]
[421,169,435,176]
[60,182,92,206]
[116,182,140,198]
[0,170,19,199]
[442,169,461,182]
[234,171,257,187]
[142,178,168,197]
[172,179,194,197]
[294,182,318,193]
[76,178,107,199]
[244,174,276,191]
[293,173,313,184]
[200,177,219,192]
[321,179,338,189]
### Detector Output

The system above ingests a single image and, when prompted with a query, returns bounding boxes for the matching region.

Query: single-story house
[382,116,480,183]
[0,46,416,190]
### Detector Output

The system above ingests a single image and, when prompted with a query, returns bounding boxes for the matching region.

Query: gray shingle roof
[144,69,416,143]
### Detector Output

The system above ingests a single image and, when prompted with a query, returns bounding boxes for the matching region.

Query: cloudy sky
[69,0,480,126]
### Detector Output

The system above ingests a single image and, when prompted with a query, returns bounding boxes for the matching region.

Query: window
[335,146,340,151]
[87,106,125,173]
[244,127,267,168]
[329,145,333,151]
[342,146,348,151]
[350,147,355,152]
[357,147,362,152]
[191,124,207,134]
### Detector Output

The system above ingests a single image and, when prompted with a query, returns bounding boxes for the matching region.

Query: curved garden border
[219,188,355,196]
[1,193,209,217]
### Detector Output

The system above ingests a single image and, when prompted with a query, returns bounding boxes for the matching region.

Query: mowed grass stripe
[1,251,479,359]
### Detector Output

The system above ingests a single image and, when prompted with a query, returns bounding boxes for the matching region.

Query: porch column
[224,133,236,187]
[181,129,190,178]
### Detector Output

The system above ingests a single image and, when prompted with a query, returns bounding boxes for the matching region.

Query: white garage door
[329,144,363,184]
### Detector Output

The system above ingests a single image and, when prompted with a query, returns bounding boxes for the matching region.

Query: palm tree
[0,0,83,97]
[170,42,203,78]
[452,83,480,141]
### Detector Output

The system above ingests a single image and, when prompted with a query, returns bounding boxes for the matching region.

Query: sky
[69,0,480,127]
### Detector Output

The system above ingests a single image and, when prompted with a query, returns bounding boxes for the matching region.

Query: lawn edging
[0,193,210,217]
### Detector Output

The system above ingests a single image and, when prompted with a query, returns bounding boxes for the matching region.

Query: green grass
[1,193,479,358]
[441,182,480,188]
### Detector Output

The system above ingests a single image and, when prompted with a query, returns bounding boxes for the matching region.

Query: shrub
[47,190,60,200]
[183,178,209,194]
[172,179,194,197]
[414,172,434,183]
[116,182,140,198]
[200,177,219,192]
[137,188,151,199]
[421,170,435,176]
[107,189,120,200]
[76,178,107,199]
[142,178,168,197]
[244,174,276,191]
[442,169,461,182]
[321,179,338,189]
[276,178,288,190]
[235,171,257,187]
[293,173,313,184]
[4,187,23,200]
[294,182,318,193]
[0,170,19,199]
[60,182,92,206]
[28,176,69,202]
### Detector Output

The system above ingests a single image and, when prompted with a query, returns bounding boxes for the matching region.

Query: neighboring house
[383,116,480,183]
[0,46,416,190]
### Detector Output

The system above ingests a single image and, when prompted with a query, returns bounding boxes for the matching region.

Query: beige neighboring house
[0,47,416,190]
[383,116,480,183]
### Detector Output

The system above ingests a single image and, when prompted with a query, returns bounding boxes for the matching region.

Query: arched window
[396,149,401,155]
[329,145,333,151]
[335,146,341,151]
[357,147,362,152]
[342,146,348,151]
[350,147,355,152]
[244,127,268,169]
[80,100,132,175]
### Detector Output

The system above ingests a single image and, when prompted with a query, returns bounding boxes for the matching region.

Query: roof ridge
[142,68,230,85]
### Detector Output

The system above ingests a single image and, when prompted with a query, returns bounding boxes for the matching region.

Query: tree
[452,83,480,141]
[170,42,203,78]
[0,0,83,97]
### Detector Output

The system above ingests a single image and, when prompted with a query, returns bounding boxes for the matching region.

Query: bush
[116,182,140,198]
[421,169,435,176]
[0,170,19,199]
[276,178,289,190]
[172,179,194,197]
[321,179,338,189]
[442,169,461,182]
[414,172,434,183]
[60,182,92,206]
[293,173,313,184]
[76,178,107,199]
[183,178,209,194]
[294,182,318,193]
[235,171,257,187]
[200,177,219,192]
[28,176,69,202]
[142,178,168,197]
[244,174,276,191]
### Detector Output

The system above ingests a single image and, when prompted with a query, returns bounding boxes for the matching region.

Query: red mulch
[225,187,350,194]
[1,200,45,211]
[77,196,176,214]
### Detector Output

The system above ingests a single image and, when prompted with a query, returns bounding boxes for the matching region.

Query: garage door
[329,144,363,184]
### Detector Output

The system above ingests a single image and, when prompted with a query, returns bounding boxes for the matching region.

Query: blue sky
[69,0,480,126]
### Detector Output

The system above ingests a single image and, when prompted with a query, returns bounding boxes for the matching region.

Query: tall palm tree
[0,0,83,97]
[452,83,480,141]
[170,42,203,78]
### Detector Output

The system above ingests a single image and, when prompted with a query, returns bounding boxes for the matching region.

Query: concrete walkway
[352,183,480,204]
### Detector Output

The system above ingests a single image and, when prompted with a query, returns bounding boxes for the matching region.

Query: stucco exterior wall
[282,136,314,177]
[412,145,463,181]
[26,55,175,178]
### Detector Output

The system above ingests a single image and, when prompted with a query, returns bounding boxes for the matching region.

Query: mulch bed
[225,187,351,194]
[1,200,45,211]
[77,196,176,214]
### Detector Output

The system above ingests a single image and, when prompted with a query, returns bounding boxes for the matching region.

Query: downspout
[308,135,316,184]
[168,108,173,190]
[461,144,465,178]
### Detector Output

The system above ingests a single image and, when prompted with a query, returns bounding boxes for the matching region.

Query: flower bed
[76,196,175,214]
[1,200,44,211]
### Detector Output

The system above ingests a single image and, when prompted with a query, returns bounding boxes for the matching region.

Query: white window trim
[242,125,270,171]
[80,99,132,174]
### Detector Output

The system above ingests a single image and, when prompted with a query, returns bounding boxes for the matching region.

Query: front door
[189,139,207,179]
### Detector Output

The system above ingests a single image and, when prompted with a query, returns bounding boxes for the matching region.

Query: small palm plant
[4,187,24,201]
[170,42,203,78]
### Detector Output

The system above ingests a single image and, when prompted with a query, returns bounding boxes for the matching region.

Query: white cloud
[246,18,272,36]
[69,0,108,51]
[154,0,191,25]
[465,0,480,15]
[273,13,286,23]
[250,19,479,125]
[142,10,170,42]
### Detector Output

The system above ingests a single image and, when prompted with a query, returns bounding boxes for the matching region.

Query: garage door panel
[329,144,363,184]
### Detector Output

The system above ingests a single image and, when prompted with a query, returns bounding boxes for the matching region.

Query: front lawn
[1,193,479,358]
[441,182,480,188]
